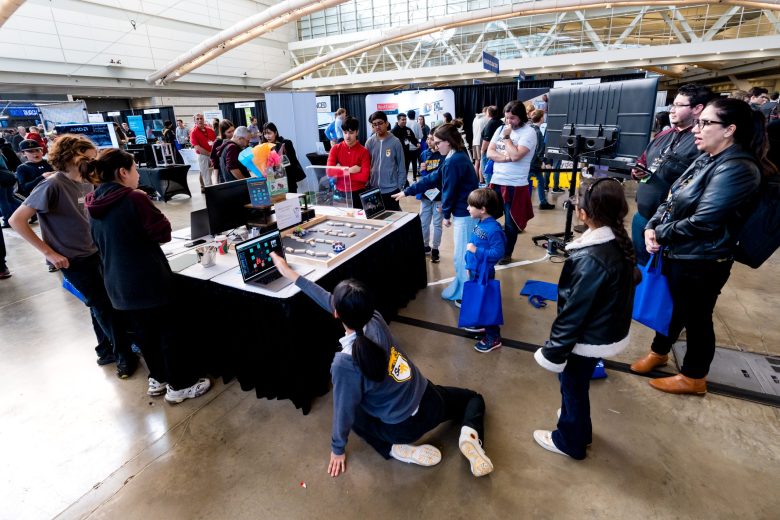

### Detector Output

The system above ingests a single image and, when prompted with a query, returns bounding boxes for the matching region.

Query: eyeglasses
[370,121,385,127]
[693,118,727,128]
[670,103,691,109]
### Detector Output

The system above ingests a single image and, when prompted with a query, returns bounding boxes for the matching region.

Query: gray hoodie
[365,132,406,194]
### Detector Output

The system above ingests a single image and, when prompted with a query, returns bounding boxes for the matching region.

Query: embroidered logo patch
[387,347,412,382]
[385,148,391,157]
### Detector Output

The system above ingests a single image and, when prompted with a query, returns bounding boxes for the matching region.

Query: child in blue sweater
[464,188,506,353]
[270,252,494,479]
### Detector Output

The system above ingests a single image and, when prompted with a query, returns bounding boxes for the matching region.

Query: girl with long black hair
[270,252,493,478]
[632,97,770,395]
[263,122,307,194]
[534,178,638,460]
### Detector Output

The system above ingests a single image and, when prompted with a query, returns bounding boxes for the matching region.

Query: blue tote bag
[632,252,673,336]
[458,255,503,328]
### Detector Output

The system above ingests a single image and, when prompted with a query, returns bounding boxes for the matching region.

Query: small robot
[332,241,346,253]
[292,226,308,238]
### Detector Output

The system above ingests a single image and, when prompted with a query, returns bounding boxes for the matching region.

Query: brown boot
[629,351,668,374]
[649,374,707,395]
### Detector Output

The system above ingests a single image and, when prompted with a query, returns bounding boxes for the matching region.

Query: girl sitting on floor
[270,252,494,478]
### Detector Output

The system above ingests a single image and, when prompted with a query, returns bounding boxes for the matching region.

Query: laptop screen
[235,230,283,282]
[359,188,385,219]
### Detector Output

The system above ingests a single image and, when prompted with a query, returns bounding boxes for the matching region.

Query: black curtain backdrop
[218,101,268,128]
[330,93,369,143]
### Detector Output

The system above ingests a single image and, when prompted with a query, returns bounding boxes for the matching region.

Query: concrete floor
[1,173,778,520]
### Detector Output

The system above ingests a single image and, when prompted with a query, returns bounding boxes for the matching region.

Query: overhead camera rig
[532,123,620,255]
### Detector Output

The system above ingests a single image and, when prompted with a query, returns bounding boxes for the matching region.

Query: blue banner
[482,51,499,74]
[127,115,147,144]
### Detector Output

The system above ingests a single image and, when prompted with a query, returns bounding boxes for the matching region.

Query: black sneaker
[551,188,565,194]
[497,256,512,265]
[539,202,555,210]
[424,246,431,255]
[116,354,139,379]
[431,249,440,263]
[454,299,462,308]
[96,352,117,366]
[0,267,10,279]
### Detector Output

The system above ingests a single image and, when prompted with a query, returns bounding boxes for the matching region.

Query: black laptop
[234,230,314,291]
[359,188,403,221]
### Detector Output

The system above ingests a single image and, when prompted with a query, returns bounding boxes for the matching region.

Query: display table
[171,210,426,414]
[139,165,192,202]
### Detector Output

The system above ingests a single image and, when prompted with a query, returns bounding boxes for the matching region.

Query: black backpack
[734,173,780,268]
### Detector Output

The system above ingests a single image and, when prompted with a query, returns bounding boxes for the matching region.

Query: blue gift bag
[62,277,87,304]
[458,255,503,328]
[632,252,673,336]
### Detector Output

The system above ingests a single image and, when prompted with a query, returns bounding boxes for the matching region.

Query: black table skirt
[174,215,427,414]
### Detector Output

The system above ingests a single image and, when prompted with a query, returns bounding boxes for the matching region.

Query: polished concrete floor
[1,173,778,520]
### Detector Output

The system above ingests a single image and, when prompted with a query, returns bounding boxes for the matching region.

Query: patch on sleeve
[388,346,412,382]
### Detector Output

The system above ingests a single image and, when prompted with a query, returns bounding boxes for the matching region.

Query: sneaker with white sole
[165,378,211,404]
[147,377,167,396]
[459,426,493,477]
[390,444,442,466]
[533,430,571,458]
[474,337,502,353]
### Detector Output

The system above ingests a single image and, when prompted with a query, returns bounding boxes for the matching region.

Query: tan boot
[629,351,669,374]
[649,374,707,395]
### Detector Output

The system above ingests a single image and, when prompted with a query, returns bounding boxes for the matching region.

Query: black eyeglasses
[670,103,691,109]
[693,118,727,128]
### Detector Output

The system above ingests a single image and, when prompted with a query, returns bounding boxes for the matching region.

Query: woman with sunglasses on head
[533,179,638,460]
[632,98,773,395]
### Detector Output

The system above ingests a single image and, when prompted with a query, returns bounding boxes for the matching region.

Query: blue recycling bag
[458,255,503,328]
[632,252,673,336]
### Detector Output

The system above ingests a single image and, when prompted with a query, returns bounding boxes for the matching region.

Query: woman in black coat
[263,122,307,194]
[632,97,773,395]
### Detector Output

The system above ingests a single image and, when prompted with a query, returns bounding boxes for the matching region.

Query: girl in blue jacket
[463,188,506,352]
[270,252,494,479]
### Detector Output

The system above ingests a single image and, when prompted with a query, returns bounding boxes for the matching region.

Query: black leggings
[351,381,485,459]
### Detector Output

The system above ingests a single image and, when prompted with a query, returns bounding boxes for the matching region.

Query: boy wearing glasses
[366,111,406,211]
[630,83,715,266]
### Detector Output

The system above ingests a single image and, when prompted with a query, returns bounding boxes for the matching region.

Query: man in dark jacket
[631,83,714,265]
[391,113,419,183]
[216,126,251,183]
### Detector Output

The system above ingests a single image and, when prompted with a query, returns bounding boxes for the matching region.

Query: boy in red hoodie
[326,117,370,209]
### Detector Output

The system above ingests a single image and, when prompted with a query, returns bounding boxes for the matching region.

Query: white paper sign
[235,102,254,108]
[203,110,223,122]
[275,197,302,230]
[143,108,160,114]
[88,113,104,122]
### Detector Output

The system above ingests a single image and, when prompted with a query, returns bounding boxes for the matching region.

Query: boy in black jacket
[15,139,54,197]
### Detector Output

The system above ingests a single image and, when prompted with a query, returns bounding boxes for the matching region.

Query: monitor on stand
[204,179,251,235]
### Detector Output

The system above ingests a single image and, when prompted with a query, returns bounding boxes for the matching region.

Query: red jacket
[326,141,371,192]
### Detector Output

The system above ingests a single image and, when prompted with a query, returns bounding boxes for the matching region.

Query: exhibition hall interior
[2,1,780,518]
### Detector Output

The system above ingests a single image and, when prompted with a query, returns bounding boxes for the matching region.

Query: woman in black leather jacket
[534,178,637,460]
[263,122,307,194]
[632,98,771,395]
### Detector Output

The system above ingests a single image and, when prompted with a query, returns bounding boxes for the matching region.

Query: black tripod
[532,137,584,256]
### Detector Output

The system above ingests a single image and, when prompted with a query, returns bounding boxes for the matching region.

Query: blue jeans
[551,354,599,460]
[481,153,491,185]
[528,169,548,204]
[441,215,477,301]
[631,212,650,267]
[0,186,20,223]
[420,199,442,249]
[545,169,560,190]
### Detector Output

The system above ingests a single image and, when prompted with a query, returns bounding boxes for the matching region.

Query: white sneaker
[459,426,493,477]
[147,377,167,396]
[390,444,442,466]
[533,430,571,458]
[165,378,211,404]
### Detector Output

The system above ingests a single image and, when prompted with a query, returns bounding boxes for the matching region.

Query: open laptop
[359,188,404,221]
[235,230,313,292]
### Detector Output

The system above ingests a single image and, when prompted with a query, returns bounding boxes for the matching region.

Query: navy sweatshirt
[15,160,53,197]
[86,182,173,310]
[294,276,428,455]
[440,150,479,219]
